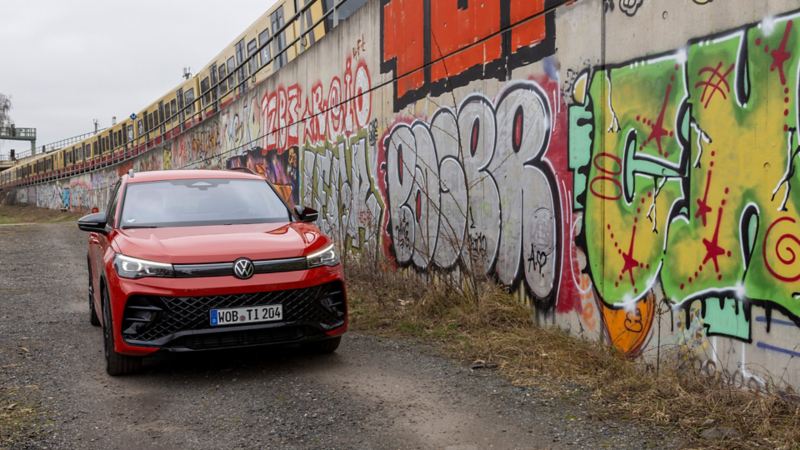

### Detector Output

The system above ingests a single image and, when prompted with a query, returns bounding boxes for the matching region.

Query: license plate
[210,305,283,327]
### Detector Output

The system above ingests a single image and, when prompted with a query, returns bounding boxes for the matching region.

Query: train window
[247,39,258,75]
[236,39,246,79]
[165,103,171,123]
[210,64,218,102]
[201,77,211,106]
[226,57,236,91]
[271,7,287,68]
[302,0,316,46]
[117,130,123,146]
[185,89,196,115]
[127,124,134,142]
[218,65,228,93]
[258,29,272,69]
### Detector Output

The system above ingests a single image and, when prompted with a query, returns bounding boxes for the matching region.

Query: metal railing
[42,129,104,153]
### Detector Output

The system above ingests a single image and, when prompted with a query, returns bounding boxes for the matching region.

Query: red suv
[78,170,347,375]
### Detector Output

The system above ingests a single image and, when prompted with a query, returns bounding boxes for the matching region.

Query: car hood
[112,222,327,264]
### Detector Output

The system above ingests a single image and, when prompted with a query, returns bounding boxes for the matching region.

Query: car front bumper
[105,264,347,356]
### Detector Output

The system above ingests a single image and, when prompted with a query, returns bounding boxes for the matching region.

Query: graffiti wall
[569,4,800,389]
[17,0,800,391]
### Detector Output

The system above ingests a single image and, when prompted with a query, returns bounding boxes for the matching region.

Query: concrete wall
[17,0,800,391]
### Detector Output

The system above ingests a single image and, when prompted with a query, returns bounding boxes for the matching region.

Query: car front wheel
[101,285,142,376]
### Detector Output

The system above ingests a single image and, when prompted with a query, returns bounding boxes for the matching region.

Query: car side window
[106,181,122,228]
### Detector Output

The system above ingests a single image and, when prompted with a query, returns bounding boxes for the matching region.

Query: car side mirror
[294,205,318,223]
[78,212,108,234]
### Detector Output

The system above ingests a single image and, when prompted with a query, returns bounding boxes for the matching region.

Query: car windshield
[119,178,291,228]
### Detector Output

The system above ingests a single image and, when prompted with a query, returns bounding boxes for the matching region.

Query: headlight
[114,254,174,279]
[306,244,339,268]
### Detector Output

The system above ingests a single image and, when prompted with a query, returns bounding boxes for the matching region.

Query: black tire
[88,261,100,327]
[101,285,142,376]
[306,336,342,354]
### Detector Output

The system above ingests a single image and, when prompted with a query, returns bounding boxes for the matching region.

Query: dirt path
[0,223,678,449]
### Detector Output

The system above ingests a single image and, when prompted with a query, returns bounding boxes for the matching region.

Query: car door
[89,180,121,305]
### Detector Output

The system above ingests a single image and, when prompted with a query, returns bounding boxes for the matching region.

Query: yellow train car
[0,0,367,190]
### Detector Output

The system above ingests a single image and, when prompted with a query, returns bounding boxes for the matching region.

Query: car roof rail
[227,167,256,175]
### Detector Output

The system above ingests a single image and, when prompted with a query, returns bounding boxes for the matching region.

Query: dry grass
[345,256,800,449]
[0,204,82,225]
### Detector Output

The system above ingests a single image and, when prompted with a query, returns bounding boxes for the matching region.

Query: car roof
[124,169,263,184]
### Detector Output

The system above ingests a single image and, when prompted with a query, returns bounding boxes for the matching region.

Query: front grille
[122,282,345,344]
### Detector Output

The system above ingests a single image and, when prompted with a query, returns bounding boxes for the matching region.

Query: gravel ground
[0,222,683,449]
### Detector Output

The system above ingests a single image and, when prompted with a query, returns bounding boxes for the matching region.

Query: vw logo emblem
[233,258,254,280]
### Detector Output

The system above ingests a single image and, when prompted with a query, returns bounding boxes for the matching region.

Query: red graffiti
[262,57,372,152]
[763,216,800,282]
[589,152,623,201]
[770,20,793,86]
[640,80,675,157]
[695,62,734,109]
[381,0,553,110]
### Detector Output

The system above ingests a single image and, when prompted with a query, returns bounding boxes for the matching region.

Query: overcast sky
[0,0,277,156]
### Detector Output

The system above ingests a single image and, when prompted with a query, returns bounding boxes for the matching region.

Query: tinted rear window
[120,178,291,228]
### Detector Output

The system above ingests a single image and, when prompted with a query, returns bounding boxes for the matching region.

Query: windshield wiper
[122,225,159,229]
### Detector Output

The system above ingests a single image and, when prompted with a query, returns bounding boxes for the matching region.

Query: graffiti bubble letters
[570,13,800,329]
[383,81,562,306]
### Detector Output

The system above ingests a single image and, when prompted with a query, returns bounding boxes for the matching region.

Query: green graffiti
[570,13,800,323]
[701,297,751,341]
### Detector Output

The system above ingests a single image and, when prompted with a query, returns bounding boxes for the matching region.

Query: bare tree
[0,94,13,127]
